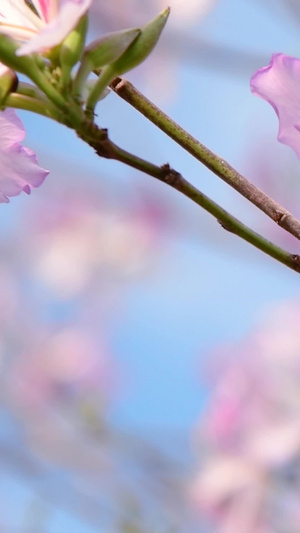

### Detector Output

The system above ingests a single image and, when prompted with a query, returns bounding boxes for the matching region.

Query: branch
[77,122,300,274]
[110,77,300,242]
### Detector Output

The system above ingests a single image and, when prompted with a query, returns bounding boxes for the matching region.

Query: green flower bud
[73,28,140,99]
[0,68,18,105]
[111,8,170,76]
[60,15,88,83]
[85,9,170,113]
[84,28,141,69]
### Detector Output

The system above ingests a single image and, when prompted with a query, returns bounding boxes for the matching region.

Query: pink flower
[192,299,300,531]
[251,53,300,159]
[0,0,92,56]
[0,108,48,202]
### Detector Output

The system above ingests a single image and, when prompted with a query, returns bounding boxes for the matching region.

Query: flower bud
[83,28,141,73]
[60,15,88,81]
[110,8,170,76]
[73,28,140,99]
[85,9,170,112]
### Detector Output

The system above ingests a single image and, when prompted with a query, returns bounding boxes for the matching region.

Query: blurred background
[2,0,300,531]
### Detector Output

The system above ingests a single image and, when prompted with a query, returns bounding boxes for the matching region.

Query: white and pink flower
[0,0,95,202]
[0,0,93,56]
[0,108,48,202]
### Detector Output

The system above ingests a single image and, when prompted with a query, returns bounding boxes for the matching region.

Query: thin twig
[77,122,300,274]
[110,77,300,242]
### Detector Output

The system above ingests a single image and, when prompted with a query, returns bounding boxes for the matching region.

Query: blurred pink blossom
[191,299,300,532]
[25,188,166,298]
[7,327,111,412]
[4,326,114,471]
[91,0,216,30]
[0,172,169,475]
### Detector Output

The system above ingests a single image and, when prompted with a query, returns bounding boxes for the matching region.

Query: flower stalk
[76,120,300,274]
[110,77,300,242]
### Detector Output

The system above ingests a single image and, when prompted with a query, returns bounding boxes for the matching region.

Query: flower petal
[0,0,42,42]
[0,108,26,148]
[251,53,300,159]
[31,0,58,24]
[17,0,92,55]
[0,0,43,31]
[0,109,49,202]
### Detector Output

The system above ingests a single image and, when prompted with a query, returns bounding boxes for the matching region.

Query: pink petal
[31,0,57,24]
[0,108,26,148]
[251,53,300,159]
[0,109,49,202]
[17,0,93,56]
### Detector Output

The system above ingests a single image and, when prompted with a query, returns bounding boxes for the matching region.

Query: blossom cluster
[0,0,169,202]
[0,0,94,201]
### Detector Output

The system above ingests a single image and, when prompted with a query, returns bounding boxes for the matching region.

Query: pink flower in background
[0,0,92,56]
[0,109,48,202]
[251,53,300,159]
[25,188,166,297]
[7,327,111,412]
[191,300,300,532]
[91,0,216,30]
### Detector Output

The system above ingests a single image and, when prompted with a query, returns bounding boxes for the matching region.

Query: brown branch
[110,77,300,242]
[77,122,300,274]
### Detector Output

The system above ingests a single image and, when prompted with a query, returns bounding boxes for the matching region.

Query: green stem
[27,64,85,129]
[78,122,300,274]
[86,65,115,114]
[16,82,47,100]
[110,77,300,242]
[72,56,93,98]
[29,63,70,111]
[5,93,63,122]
